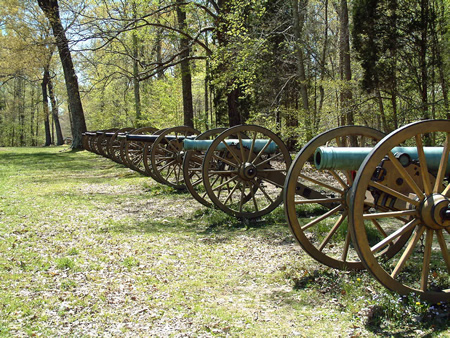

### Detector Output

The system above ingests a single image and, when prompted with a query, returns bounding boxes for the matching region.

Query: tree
[176,0,194,127]
[338,0,353,126]
[37,0,86,149]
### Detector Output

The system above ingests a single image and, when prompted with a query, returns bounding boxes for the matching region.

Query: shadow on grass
[274,267,450,337]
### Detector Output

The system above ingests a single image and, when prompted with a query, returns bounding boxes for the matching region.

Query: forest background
[0,0,449,149]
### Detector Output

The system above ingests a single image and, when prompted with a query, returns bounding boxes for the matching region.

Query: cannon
[284,120,450,302]
[181,125,292,219]
[141,126,200,188]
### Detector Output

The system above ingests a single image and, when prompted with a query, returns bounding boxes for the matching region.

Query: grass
[0,146,448,337]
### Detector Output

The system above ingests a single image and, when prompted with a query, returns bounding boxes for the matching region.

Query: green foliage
[55,257,75,270]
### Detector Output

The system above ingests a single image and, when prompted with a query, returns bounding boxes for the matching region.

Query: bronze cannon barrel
[183,139,279,153]
[314,146,448,172]
[123,134,196,142]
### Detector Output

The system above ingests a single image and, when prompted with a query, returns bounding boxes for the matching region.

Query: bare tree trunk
[376,89,388,132]
[132,1,142,127]
[176,0,194,128]
[17,76,26,146]
[419,0,429,120]
[317,0,328,133]
[48,75,64,145]
[339,0,353,126]
[37,0,87,149]
[30,85,36,146]
[292,0,310,139]
[436,0,449,119]
[42,68,52,146]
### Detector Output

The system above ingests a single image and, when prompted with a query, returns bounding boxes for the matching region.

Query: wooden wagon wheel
[107,127,134,163]
[147,126,200,189]
[284,126,385,270]
[82,133,91,151]
[182,128,227,207]
[97,129,118,157]
[88,132,101,154]
[122,127,159,173]
[202,125,291,219]
[350,120,450,302]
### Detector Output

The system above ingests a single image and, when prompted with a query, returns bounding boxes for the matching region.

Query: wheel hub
[420,193,450,230]
[175,150,185,163]
[239,162,257,180]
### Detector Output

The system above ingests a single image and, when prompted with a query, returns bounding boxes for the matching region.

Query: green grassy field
[0,146,448,337]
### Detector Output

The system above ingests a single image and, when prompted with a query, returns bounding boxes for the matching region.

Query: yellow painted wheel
[284,126,385,270]
[350,120,450,302]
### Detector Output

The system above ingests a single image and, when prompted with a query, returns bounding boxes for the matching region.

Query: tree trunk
[292,0,310,139]
[176,0,194,128]
[339,0,353,126]
[37,0,87,149]
[132,2,142,127]
[419,0,429,120]
[436,0,449,119]
[30,85,36,146]
[42,68,52,146]
[227,87,241,126]
[48,75,64,145]
[317,0,328,134]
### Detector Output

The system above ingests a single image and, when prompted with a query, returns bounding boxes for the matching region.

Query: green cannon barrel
[183,139,279,154]
[314,146,448,172]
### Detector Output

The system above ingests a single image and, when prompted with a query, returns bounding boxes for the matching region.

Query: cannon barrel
[118,134,196,142]
[314,146,448,172]
[183,139,279,153]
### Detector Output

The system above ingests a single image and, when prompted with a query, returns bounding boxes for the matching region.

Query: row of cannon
[82,120,450,302]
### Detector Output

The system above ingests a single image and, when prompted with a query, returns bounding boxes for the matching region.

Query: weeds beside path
[0,147,448,337]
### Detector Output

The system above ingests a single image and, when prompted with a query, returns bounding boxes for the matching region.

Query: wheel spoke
[250,179,274,204]
[327,169,349,189]
[363,209,417,220]
[341,229,352,263]
[391,225,426,278]
[415,134,432,196]
[209,170,238,175]
[368,180,421,207]
[434,133,450,194]
[159,159,176,172]
[212,153,237,167]
[387,152,425,200]
[370,218,420,253]
[224,183,239,205]
[237,134,246,163]
[221,140,241,164]
[239,183,245,212]
[294,197,343,204]
[318,211,347,251]
[212,175,238,193]
[249,182,259,212]
[247,131,257,163]
[251,139,273,165]
[370,218,388,238]
[255,152,283,168]
[301,205,343,231]
[298,173,343,194]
